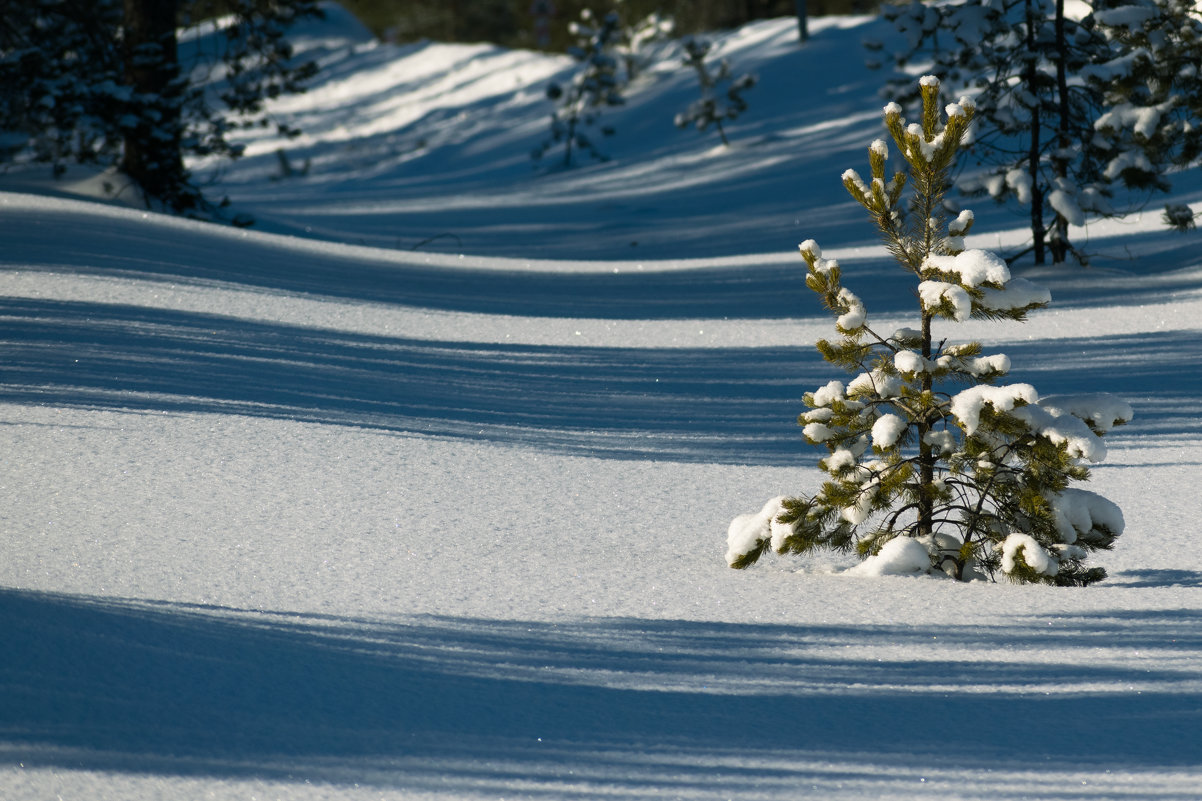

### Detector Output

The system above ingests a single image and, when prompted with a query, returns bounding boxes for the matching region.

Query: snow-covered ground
[3,5,1202,799]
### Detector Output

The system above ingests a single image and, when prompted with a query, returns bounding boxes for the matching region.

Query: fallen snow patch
[846,537,931,577]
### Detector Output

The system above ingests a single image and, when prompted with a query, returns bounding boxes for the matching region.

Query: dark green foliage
[0,0,322,214]
[343,1,880,50]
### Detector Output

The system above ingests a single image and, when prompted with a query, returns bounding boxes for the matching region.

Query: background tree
[532,8,626,166]
[674,36,757,145]
[727,77,1132,584]
[340,0,877,50]
[0,0,322,215]
[867,0,1200,265]
[1088,0,1202,201]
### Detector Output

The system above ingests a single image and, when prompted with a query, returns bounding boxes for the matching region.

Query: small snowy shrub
[674,37,756,146]
[1163,203,1198,232]
[618,11,675,82]
[727,77,1133,586]
[533,9,625,167]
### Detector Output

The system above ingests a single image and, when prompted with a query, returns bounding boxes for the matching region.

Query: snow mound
[845,537,931,577]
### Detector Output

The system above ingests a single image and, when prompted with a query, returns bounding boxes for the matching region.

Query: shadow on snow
[0,297,812,464]
[2,297,1199,463]
[3,587,1200,795]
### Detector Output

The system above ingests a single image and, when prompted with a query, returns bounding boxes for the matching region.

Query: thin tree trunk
[1051,0,1071,263]
[1025,0,1046,265]
[917,309,935,539]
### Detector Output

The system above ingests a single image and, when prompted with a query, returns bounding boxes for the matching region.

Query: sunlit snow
[2,4,1202,801]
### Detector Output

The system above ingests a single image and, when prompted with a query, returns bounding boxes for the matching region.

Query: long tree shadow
[0,297,815,464]
[3,587,1201,796]
[2,297,1199,462]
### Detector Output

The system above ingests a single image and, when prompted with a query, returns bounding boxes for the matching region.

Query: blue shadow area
[0,297,815,464]
[3,587,1200,794]
[1,202,835,320]
[2,297,1196,462]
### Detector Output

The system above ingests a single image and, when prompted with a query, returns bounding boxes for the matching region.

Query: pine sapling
[533,9,625,167]
[727,76,1133,585]
[618,10,674,82]
[674,37,757,146]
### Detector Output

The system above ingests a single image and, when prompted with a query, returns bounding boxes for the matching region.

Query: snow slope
[3,6,1202,800]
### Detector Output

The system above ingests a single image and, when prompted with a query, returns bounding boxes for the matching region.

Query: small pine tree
[727,77,1133,585]
[1163,203,1198,232]
[674,37,757,146]
[617,9,674,83]
[532,9,625,167]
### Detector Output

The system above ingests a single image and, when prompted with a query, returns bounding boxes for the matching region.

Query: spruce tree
[726,77,1132,585]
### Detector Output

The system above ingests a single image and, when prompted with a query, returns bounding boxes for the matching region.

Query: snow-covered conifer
[617,9,674,83]
[533,9,626,167]
[0,0,322,215]
[1088,0,1202,195]
[868,0,1198,265]
[674,37,757,146]
[728,77,1132,585]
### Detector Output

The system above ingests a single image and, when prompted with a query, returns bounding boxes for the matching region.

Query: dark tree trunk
[917,309,935,540]
[1025,0,1046,265]
[121,0,190,208]
[1050,0,1071,263]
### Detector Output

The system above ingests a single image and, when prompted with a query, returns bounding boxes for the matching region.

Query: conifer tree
[1088,0,1202,198]
[866,0,1200,264]
[0,0,321,215]
[617,9,674,82]
[533,9,625,167]
[674,37,757,146]
[726,77,1133,585]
